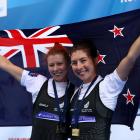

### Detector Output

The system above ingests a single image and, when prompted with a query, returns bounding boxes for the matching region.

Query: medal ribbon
[73,76,98,128]
[53,80,69,124]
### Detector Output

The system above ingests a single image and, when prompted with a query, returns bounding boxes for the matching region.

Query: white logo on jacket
[39,103,48,108]
[59,102,64,108]
[84,101,90,108]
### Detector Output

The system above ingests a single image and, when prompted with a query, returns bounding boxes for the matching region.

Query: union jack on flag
[0,26,73,68]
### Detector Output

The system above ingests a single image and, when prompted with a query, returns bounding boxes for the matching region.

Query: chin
[54,79,61,82]
[54,77,66,82]
[82,78,92,83]
[79,76,87,82]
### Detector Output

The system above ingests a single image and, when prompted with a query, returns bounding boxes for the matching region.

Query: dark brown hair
[70,39,98,60]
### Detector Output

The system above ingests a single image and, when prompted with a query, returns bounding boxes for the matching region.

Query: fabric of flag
[0,9,140,129]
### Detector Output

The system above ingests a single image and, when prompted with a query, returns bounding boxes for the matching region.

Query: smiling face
[71,50,97,83]
[47,54,68,82]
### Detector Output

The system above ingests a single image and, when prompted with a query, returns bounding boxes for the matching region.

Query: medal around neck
[72,128,80,136]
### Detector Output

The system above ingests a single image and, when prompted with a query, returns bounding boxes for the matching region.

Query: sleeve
[99,70,126,111]
[20,70,47,103]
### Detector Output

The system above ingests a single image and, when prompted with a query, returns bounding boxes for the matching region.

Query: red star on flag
[98,53,106,64]
[123,89,135,105]
[109,25,124,38]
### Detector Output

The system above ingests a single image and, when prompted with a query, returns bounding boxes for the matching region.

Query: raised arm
[116,36,140,81]
[0,55,23,81]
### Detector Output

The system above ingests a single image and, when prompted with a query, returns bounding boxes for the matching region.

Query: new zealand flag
[0,9,140,129]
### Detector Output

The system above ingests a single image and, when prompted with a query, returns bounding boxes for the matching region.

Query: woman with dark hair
[69,36,140,140]
[0,43,74,140]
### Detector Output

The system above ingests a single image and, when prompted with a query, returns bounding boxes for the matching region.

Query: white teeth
[77,70,88,76]
[53,72,62,76]
[79,71,85,74]
[55,74,61,76]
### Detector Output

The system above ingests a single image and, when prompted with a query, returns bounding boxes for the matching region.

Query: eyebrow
[71,56,88,61]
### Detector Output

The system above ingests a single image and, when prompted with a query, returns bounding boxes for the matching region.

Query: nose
[77,61,83,70]
[53,64,58,71]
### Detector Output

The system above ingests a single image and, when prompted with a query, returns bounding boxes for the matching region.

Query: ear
[94,57,98,65]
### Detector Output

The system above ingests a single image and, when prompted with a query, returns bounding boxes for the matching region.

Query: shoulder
[100,70,126,87]
[99,70,127,110]
[21,70,47,85]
